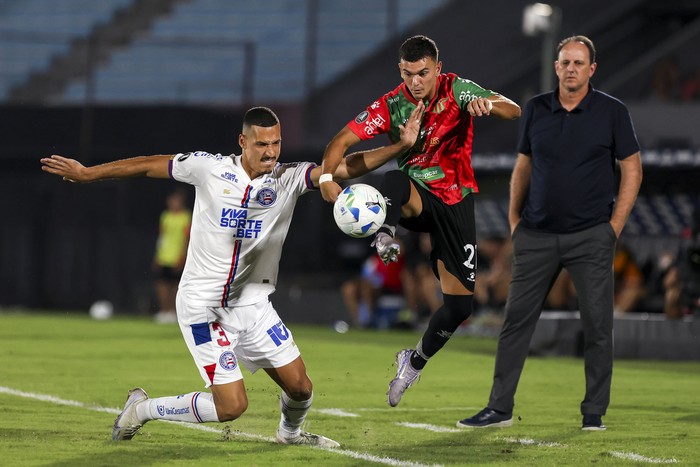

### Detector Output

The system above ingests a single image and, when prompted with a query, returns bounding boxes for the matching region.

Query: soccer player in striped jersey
[41,105,422,447]
[319,35,521,407]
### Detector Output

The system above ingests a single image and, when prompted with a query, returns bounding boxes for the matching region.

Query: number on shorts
[463,243,476,269]
[211,322,231,347]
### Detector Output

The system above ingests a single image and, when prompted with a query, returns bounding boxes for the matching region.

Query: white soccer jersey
[170,151,315,307]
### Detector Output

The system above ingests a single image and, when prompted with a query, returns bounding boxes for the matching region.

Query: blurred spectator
[639,248,677,315]
[153,188,191,324]
[649,55,681,102]
[681,66,700,101]
[475,235,512,313]
[401,232,442,324]
[662,257,684,319]
[341,244,405,328]
[612,242,646,315]
[662,208,700,319]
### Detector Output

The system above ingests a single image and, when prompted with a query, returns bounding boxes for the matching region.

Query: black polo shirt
[517,85,640,233]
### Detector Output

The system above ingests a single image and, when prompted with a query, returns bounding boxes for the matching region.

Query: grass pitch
[1,311,698,466]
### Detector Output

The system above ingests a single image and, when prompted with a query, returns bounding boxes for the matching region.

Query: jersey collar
[552,83,595,113]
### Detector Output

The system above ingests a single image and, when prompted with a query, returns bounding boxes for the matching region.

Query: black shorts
[399,181,477,292]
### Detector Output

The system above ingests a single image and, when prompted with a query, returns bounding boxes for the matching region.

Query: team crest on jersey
[355,111,369,124]
[432,98,448,114]
[219,351,238,371]
[256,187,277,206]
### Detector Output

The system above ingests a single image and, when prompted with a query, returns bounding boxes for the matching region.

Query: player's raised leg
[372,171,422,264]
[388,262,474,406]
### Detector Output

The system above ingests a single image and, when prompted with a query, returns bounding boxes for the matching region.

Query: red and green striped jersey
[346,72,494,205]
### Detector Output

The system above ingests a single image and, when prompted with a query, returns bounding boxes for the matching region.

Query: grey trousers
[488,222,617,416]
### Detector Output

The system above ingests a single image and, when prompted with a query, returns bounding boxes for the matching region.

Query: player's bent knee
[215,399,248,422]
[286,379,313,401]
[211,384,249,422]
[381,171,412,204]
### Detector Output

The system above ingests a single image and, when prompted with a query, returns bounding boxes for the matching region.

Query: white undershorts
[177,295,300,388]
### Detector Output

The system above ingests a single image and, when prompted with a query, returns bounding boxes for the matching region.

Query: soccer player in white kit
[40,106,423,447]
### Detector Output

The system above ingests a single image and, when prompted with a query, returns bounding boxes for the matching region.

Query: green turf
[1,311,698,466]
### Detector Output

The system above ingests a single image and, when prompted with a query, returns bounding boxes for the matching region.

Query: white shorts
[177,295,300,388]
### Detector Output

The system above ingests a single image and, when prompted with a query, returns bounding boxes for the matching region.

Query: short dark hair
[399,35,439,63]
[243,106,279,130]
[557,35,596,64]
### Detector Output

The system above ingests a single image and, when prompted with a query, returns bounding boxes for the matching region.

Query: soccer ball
[333,183,387,238]
[89,300,113,320]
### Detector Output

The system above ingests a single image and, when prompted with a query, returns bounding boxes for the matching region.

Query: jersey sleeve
[346,97,392,141]
[170,151,224,186]
[452,77,496,111]
[276,161,317,196]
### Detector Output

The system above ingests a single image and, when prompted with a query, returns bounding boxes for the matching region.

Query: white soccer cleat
[372,232,400,264]
[387,349,421,407]
[112,387,149,441]
[275,430,340,448]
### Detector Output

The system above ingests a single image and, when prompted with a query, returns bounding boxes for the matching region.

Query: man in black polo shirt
[459,35,643,431]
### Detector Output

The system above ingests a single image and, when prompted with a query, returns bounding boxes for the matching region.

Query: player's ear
[435,60,442,74]
[238,133,245,150]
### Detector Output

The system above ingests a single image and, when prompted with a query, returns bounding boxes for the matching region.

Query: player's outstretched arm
[467,94,521,119]
[318,127,361,200]
[40,154,173,183]
[312,101,425,186]
[489,93,521,119]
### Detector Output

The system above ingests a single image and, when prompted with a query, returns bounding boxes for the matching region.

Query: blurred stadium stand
[1,0,155,101]
[2,0,450,104]
[1,0,699,334]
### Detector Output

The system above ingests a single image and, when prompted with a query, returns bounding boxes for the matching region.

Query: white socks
[277,392,313,438]
[132,390,312,435]
[136,392,219,423]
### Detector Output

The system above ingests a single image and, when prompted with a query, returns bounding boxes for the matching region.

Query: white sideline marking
[315,408,359,417]
[331,450,441,467]
[0,386,121,415]
[500,436,563,447]
[397,422,462,433]
[316,407,479,417]
[610,451,678,464]
[0,386,271,442]
[0,386,438,467]
[355,406,479,412]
